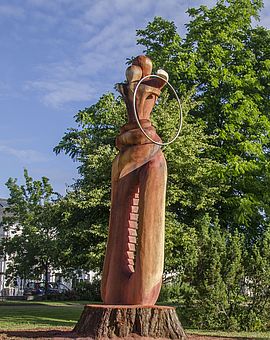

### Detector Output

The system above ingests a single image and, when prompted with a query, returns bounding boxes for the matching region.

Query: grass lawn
[187,329,270,339]
[0,301,270,339]
[0,300,85,330]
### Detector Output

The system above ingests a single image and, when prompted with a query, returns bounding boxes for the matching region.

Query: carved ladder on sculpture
[126,187,139,273]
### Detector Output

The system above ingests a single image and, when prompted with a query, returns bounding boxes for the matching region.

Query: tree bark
[73,304,186,339]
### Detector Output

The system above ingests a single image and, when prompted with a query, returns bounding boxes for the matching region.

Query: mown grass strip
[187,329,270,339]
[1,301,270,339]
[0,301,84,330]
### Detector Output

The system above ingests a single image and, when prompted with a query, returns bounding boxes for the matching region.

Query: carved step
[130,213,139,221]
[128,221,138,229]
[128,228,137,236]
[127,251,134,259]
[126,188,140,273]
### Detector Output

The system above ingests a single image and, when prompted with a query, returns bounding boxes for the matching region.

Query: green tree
[55,0,270,330]
[54,94,125,272]
[135,0,270,330]
[1,170,61,295]
[187,216,244,330]
[54,91,224,273]
[137,1,270,242]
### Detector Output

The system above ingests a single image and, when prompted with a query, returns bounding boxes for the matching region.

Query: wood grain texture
[73,305,186,339]
[101,56,168,305]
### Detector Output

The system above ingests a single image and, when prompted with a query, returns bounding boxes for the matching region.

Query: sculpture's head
[117,55,168,122]
[127,55,153,81]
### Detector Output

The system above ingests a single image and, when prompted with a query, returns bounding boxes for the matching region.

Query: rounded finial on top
[156,69,169,82]
[132,55,153,77]
[126,65,143,83]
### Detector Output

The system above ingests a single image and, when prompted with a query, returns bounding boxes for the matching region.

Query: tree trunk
[73,304,186,339]
[44,262,49,298]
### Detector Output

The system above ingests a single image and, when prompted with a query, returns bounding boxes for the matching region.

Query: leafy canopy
[54,0,270,330]
[1,170,61,288]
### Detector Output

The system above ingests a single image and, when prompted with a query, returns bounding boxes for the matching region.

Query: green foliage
[136,2,270,329]
[55,89,224,273]
[53,192,108,273]
[1,170,61,291]
[53,94,126,272]
[162,217,270,331]
[74,277,102,301]
[137,1,270,241]
[54,0,270,331]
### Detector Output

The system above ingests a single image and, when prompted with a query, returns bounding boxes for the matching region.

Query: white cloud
[25,79,99,108]
[0,145,48,163]
[22,0,270,109]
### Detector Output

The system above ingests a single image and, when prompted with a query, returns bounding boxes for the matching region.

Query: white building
[0,198,19,296]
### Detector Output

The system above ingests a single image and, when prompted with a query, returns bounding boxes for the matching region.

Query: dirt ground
[0,328,251,340]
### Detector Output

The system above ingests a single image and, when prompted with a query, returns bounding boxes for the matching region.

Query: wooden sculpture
[101,55,168,305]
[74,55,186,339]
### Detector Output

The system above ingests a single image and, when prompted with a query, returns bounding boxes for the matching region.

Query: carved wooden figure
[101,55,168,305]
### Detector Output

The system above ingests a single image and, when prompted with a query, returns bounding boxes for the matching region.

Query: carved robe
[101,57,167,305]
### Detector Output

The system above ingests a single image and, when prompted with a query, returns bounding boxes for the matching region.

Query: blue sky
[0,0,269,198]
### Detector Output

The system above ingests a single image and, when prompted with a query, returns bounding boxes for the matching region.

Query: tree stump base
[73,304,186,339]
